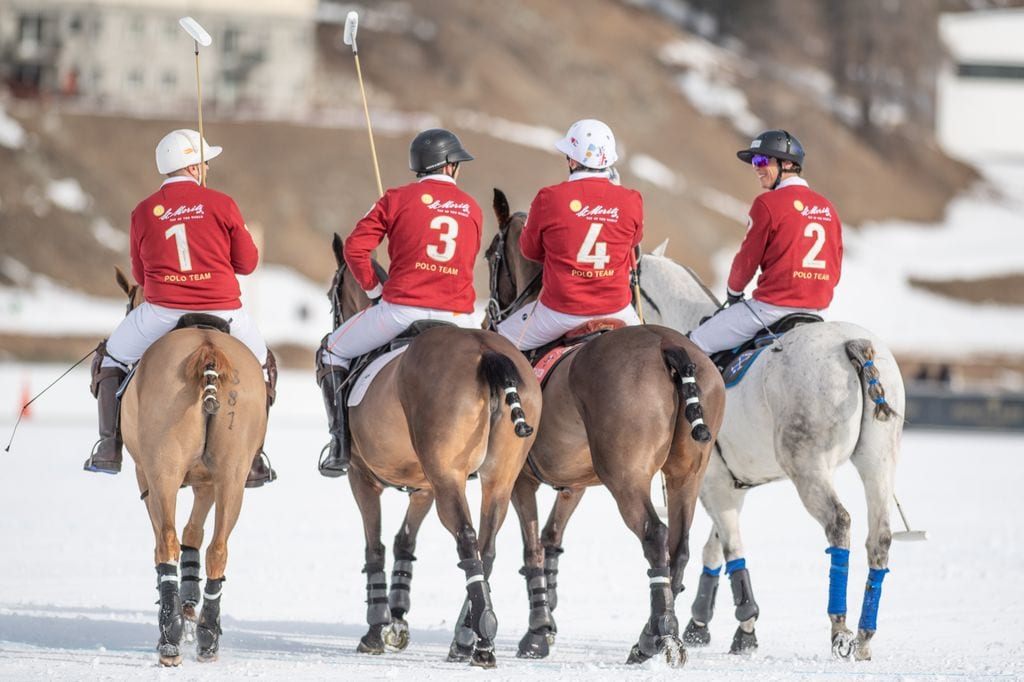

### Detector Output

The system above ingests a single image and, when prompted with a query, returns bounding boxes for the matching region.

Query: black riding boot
[84,367,127,474]
[246,355,278,488]
[318,367,350,477]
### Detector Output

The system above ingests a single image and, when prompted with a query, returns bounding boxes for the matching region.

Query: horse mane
[637,254,720,332]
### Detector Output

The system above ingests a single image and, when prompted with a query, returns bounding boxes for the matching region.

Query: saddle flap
[565,317,625,339]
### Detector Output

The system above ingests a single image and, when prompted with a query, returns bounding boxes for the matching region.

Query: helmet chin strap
[770,159,784,190]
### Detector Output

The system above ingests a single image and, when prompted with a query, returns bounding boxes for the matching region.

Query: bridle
[484,211,542,330]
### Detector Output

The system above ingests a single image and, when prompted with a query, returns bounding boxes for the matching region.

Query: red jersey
[130,177,258,310]
[520,176,643,316]
[729,179,843,309]
[344,176,482,314]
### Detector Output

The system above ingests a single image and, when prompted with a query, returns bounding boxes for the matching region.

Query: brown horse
[486,189,726,666]
[325,234,542,668]
[114,268,267,666]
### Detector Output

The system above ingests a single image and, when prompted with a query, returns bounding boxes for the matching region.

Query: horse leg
[347,463,390,655]
[147,477,184,666]
[509,472,556,658]
[433,478,498,669]
[683,527,725,646]
[787,469,855,659]
[180,484,216,642]
[694,459,759,655]
[849,446,896,661]
[539,485,586,614]
[384,488,435,651]
[663,461,708,649]
[195,468,246,662]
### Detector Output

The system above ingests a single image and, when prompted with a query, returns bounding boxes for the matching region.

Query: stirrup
[83,439,122,474]
[318,443,349,478]
[245,451,277,489]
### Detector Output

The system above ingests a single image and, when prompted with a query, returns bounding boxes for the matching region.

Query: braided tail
[663,347,712,442]
[845,339,897,421]
[480,351,534,438]
[184,339,231,416]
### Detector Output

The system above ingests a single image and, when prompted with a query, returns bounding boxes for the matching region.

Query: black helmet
[409,128,474,174]
[736,129,805,167]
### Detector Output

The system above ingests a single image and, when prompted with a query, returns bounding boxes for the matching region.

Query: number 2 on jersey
[577,222,610,270]
[801,222,827,269]
[165,223,193,272]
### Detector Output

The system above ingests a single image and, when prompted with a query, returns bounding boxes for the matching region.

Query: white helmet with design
[155,129,223,174]
[555,118,618,169]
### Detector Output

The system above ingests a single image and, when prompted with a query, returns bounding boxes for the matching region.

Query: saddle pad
[533,343,583,385]
[722,346,767,389]
[347,346,408,407]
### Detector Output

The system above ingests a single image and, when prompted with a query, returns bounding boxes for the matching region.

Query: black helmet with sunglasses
[736,130,805,169]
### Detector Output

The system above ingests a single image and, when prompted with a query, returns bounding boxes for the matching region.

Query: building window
[129,15,145,39]
[18,14,44,44]
[223,26,240,54]
[126,69,144,89]
[162,71,177,88]
[68,14,83,34]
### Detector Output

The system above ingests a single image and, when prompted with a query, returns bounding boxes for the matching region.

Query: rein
[485,215,542,329]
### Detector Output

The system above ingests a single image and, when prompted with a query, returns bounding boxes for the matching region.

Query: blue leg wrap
[702,565,722,577]
[724,558,745,575]
[825,547,849,616]
[857,567,890,631]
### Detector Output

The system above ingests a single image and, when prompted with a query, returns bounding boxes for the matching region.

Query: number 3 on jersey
[426,215,458,263]
[577,222,610,269]
[165,223,193,272]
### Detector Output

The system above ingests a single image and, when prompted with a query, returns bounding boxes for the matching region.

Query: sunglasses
[751,154,773,168]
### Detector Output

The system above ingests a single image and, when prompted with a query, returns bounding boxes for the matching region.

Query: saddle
[527,317,625,386]
[173,313,231,334]
[710,312,823,384]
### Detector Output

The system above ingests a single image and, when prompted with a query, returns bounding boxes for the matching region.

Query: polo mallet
[343,11,384,198]
[178,16,212,187]
[893,494,928,541]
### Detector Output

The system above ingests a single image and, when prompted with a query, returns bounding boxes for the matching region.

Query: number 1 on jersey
[577,222,610,270]
[165,223,193,272]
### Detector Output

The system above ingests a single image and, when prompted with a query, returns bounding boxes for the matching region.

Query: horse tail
[479,351,534,438]
[845,339,898,421]
[184,339,232,416]
[662,347,712,442]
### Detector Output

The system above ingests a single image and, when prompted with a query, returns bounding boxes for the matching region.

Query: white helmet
[555,118,618,169]
[155,129,223,174]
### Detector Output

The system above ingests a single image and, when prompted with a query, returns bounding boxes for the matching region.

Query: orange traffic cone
[19,375,31,420]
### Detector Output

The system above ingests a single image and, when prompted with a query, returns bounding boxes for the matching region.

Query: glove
[725,291,744,306]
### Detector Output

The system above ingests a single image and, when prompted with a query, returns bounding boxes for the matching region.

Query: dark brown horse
[326,234,542,668]
[114,268,266,666]
[486,189,726,666]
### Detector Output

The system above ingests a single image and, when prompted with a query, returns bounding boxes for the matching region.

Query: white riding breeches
[321,300,478,369]
[103,302,268,369]
[688,298,822,355]
[496,300,641,351]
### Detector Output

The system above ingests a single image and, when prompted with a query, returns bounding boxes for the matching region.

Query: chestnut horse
[485,190,726,666]
[113,268,266,666]
[326,234,541,668]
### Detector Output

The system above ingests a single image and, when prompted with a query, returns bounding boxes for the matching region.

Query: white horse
[638,246,905,661]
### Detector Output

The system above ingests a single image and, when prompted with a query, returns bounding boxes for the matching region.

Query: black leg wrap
[180,546,201,608]
[447,597,476,662]
[197,577,224,661]
[156,563,183,657]
[517,566,555,659]
[388,559,414,618]
[363,563,391,627]
[683,571,719,646]
[729,567,760,622]
[458,558,498,643]
[544,546,563,613]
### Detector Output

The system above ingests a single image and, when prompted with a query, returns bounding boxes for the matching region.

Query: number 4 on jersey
[577,222,610,270]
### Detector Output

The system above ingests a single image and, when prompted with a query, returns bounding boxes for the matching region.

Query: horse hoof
[831,630,855,660]
[158,644,182,667]
[626,643,651,665]
[660,635,687,668]
[683,619,711,647]
[384,619,410,651]
[197,650,219,663]
[471,647,497,669]
[517,629,551,659]
[729,626,758,655]
[447,639,474,662]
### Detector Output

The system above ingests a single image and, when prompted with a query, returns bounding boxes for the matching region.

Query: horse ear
[114,266,132,296]
[331,233,345,268]
[651,239,669,258]
[493,188,510,227]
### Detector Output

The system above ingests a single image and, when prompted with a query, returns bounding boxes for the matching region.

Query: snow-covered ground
[0,364,1021,681]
